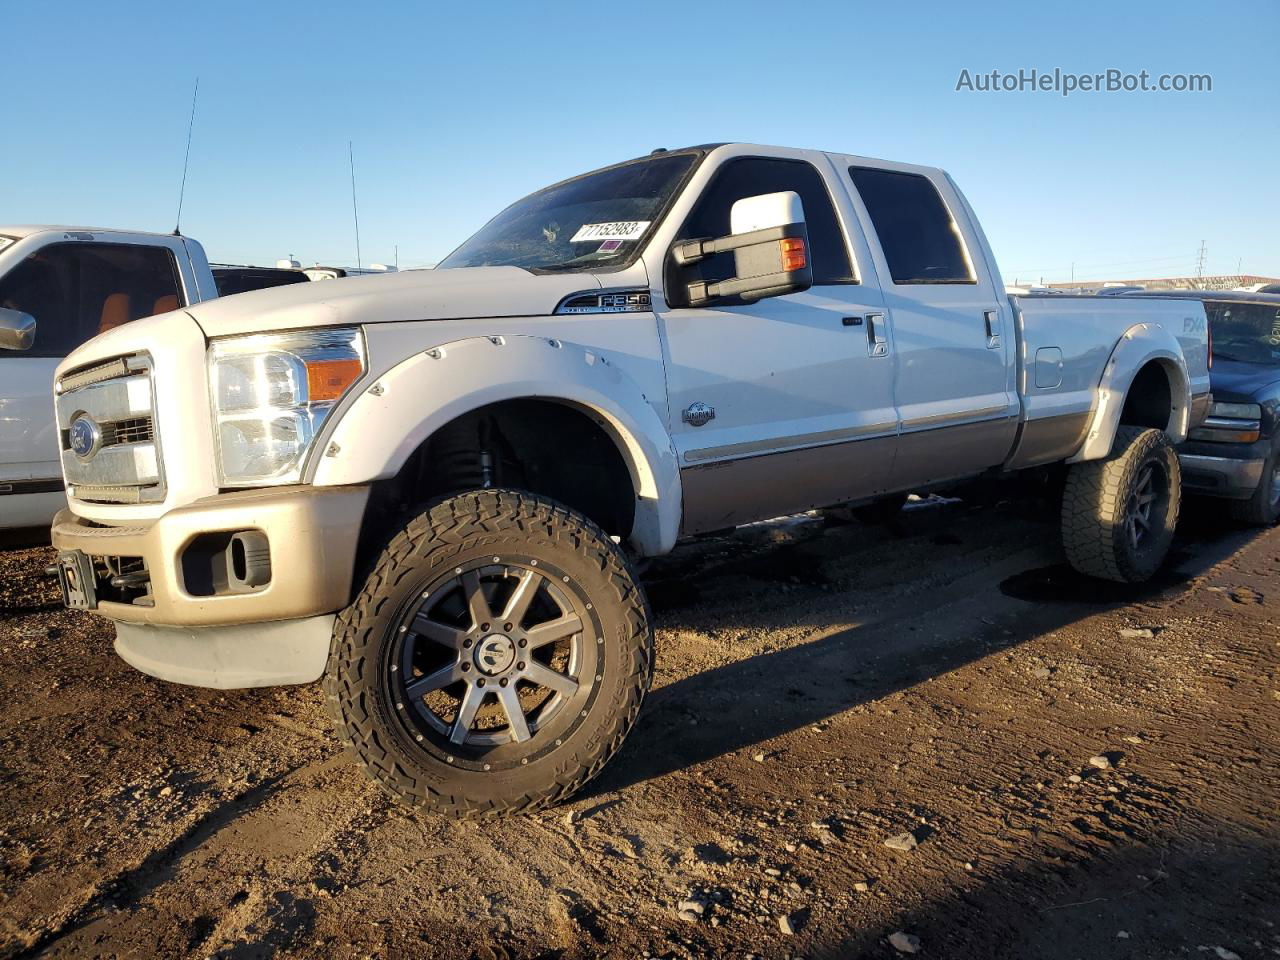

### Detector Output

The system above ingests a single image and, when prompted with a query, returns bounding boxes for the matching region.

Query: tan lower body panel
[680,434,898,535]
[51,484,370,627]
[1005,412,1093,470]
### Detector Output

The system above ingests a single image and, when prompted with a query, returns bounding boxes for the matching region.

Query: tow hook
[110,570,150,589]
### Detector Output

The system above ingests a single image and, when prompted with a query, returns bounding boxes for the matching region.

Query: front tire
[1061,426,1180,583]
[324,490,653,818]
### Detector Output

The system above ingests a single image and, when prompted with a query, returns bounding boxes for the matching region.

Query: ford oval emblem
[69,414,102,461]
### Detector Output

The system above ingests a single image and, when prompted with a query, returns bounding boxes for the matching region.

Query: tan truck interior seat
[98,293,132,334]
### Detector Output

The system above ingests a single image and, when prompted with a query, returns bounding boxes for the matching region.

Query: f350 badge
[682,402,715,427]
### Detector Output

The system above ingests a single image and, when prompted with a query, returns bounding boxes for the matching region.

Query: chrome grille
[56,353,165,504]
[104,417,155,446]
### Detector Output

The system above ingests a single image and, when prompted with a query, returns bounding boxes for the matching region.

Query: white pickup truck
[0,227,309,528]
[45,144,1210,817]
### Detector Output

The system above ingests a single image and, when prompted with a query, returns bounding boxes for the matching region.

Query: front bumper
[113,617,335,689]
[51,484,370,626]
[1177,439,1268,500]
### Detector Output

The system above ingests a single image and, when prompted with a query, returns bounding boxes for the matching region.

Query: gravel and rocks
[1,501,1275,959]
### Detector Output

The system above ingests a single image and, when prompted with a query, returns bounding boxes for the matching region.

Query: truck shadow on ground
[587,499,1258,799]
[811,830,1279,959]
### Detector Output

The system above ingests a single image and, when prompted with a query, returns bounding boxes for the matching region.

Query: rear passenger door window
[0,242,184,358]
[847,167,973,285]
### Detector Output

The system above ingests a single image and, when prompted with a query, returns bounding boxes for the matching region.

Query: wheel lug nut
[517,661,526,671]
[461,662,471,671]
[477,678,486,687]
[499,678,508,687]
[481,623,491,632]
[504,622,513,631]
[463,638,472,648]
[517,638,527,648]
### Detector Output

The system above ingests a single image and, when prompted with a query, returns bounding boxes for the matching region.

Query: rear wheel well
[1118,362,1174,432]
[353,399,637,584]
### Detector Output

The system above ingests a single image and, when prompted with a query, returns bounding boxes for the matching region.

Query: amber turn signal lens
[306,357,363,402]
[780,237,807,272]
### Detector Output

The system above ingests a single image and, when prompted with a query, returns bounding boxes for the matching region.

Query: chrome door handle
[984,310,1001,349]
[866,313,888,357]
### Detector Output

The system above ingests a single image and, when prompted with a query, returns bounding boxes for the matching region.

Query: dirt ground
[0,496,1276,960]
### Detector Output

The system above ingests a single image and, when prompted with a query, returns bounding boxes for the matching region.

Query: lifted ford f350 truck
[48,144,1211,817]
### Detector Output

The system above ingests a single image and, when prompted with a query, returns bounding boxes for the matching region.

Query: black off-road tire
[323,489,654,819]
[1061,426,1181,583]
[1227,442,1280,526]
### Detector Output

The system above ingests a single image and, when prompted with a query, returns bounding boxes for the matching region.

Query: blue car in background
[1131,290,1280,525]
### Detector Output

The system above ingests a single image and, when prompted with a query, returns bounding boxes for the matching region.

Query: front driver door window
[657,156,899,534]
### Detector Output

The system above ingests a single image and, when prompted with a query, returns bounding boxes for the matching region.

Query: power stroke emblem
[682,402,716,427]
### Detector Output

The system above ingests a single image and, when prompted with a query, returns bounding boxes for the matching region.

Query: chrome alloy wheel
[387,558,600,771]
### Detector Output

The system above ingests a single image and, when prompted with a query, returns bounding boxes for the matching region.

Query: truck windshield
[438,152,699,272]
[1206,301,1280,364]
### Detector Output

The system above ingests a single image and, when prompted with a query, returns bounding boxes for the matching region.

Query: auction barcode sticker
[570,221,650,243]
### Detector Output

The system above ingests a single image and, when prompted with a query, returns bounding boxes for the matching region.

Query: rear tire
[1061,426,1180,583]
[323,489,653,818]
[1227,442,1280,526]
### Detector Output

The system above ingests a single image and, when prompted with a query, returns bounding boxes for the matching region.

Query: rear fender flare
[1067,322,1192,463]
[310,334,681,555]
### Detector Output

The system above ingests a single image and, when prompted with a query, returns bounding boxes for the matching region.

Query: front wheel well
[353,399,638,583]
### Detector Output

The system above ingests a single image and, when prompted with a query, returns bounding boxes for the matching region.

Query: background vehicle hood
[186,266,604,339]
[1208,358,1280,402]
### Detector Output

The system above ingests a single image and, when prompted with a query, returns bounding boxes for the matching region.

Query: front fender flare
[1067,322,1193,463]
[310,334,681,556]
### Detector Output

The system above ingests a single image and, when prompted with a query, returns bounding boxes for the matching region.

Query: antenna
[174,78,200,235]
[348,141,363,271]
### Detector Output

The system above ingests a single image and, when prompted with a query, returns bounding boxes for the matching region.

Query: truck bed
[1005,293,1212,467]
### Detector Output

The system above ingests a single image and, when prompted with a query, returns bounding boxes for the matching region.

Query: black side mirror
[670,191,813,306]
[0,307,36,351]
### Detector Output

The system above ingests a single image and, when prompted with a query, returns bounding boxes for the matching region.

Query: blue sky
[4,0,1276,283]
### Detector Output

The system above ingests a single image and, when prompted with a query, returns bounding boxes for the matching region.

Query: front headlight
[209,327,365,486]
[1208,401,1262,421]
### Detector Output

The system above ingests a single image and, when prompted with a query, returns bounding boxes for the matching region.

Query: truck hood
[186,266,606,339]
[1208,357,1280,403]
